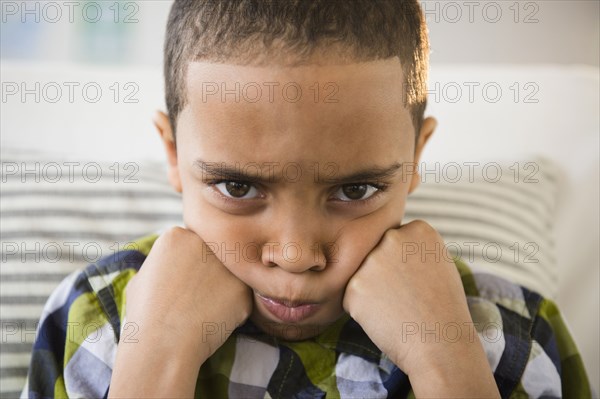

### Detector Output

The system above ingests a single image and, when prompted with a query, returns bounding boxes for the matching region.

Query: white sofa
[1,61,598,396]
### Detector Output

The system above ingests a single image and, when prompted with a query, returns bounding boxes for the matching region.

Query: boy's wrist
[110,326,205,398]
[404,339,500,398]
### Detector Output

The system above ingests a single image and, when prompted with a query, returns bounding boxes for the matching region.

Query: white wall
[423,0,599,66]
[2,1,598,67]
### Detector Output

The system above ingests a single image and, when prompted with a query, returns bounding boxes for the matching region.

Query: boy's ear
[408,116,437,194]
[153,111,182,193]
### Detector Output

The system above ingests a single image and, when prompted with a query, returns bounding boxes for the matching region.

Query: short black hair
[164,0,429,143]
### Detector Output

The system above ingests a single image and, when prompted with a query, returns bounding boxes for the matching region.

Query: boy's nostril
[309,264,326,272]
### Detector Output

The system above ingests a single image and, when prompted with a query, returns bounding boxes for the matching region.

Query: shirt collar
[233,313,384,364]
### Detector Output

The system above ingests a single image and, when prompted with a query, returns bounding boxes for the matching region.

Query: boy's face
[156,57,436,341]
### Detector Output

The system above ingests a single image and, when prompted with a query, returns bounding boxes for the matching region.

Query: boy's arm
[108,227,252,398]
[23,228,251,398]
[343,220,593,398]
[343,220,500,398]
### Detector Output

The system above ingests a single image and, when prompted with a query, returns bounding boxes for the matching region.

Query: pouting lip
[255,292,318,308]
[256,292,321,323]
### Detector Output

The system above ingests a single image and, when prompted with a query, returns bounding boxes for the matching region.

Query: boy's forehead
[186,56,403,76]
[178,57,415,168]
[185,57,405,104]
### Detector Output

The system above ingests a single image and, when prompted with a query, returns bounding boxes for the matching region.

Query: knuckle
[380,228,401,247]
[380,228,403,250]
[156,226,197,248]
[345,275,362,295]
[163,226,188,240]
[407,219,434,235]
[406,220,444,243]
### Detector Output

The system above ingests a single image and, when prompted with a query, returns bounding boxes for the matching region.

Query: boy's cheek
[332,210,404,267]
[180,182,404,274]
[329,229,382,278]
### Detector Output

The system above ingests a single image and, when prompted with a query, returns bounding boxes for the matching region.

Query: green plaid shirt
[23,233,592,398]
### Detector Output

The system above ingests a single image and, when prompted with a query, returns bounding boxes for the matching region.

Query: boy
[23,0,591,397]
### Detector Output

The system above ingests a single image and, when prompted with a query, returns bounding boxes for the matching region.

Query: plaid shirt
[22,233,591,398]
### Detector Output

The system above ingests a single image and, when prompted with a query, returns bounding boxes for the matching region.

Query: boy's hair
[164,0,429,144]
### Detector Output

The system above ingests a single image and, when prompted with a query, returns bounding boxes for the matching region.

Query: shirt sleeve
[520,297,592,398]
[454,259,592,398]
[20,268,79,398]
[22,250,142,399]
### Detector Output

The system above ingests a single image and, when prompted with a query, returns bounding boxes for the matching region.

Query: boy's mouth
[256,292,320,323]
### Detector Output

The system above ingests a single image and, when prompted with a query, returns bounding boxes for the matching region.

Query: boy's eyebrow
[194,160,403,184]
[321,163,403,184]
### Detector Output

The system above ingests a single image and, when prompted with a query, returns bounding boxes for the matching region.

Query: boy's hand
[342,220,500,398]
[109,227,252,398]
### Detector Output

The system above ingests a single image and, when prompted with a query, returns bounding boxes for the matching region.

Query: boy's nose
[261,239,328,273]
[260,212,329,273]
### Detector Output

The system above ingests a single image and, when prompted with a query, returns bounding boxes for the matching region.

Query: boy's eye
[214,181,259,199]
[333,184,379,201]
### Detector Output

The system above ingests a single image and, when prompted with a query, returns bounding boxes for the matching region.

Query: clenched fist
[110,227,252,398]
[343,220,500,398]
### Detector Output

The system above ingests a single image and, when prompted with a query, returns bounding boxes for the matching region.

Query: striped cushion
[1,152,183,396]
[0,152,558,397]
[403,158,558,299]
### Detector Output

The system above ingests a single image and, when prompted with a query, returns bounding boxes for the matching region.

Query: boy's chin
[250,312,342,342]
